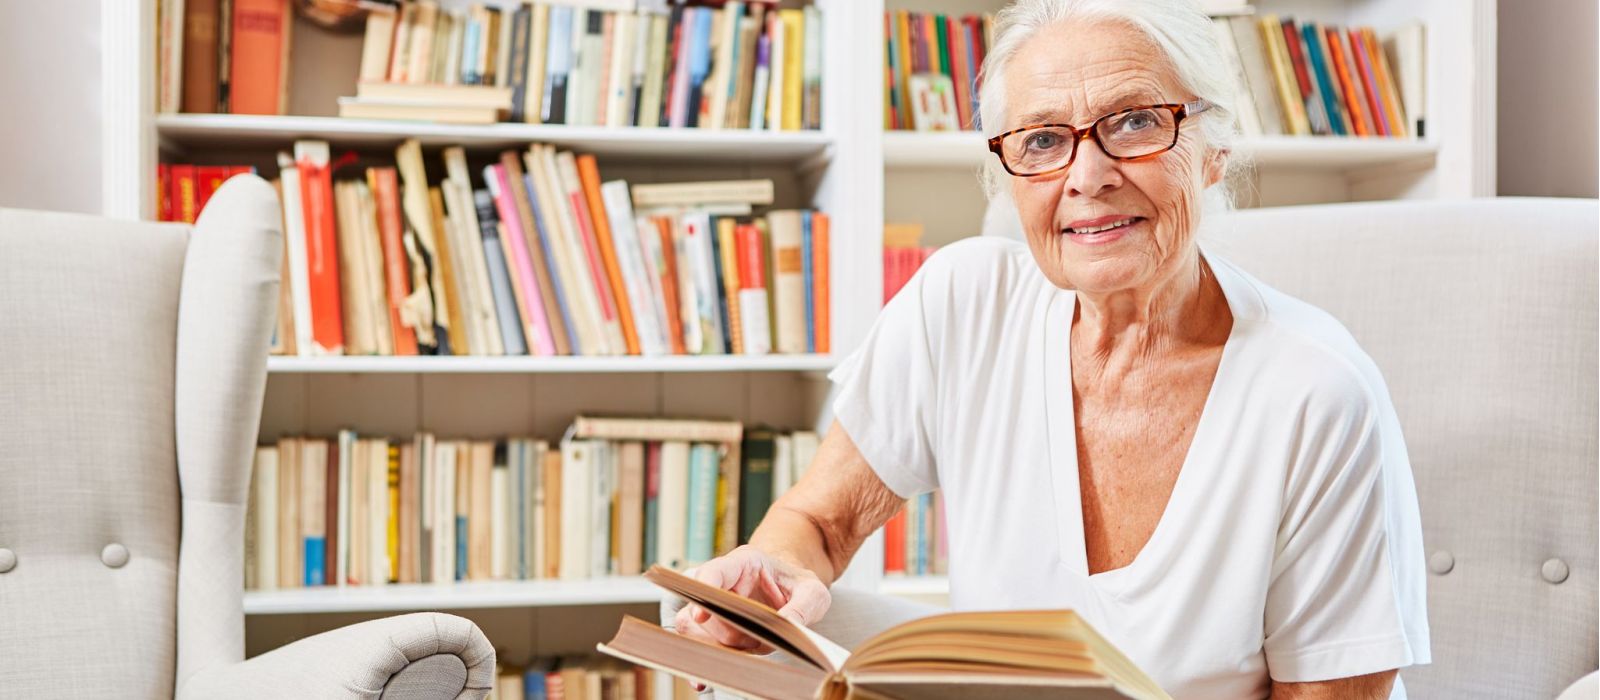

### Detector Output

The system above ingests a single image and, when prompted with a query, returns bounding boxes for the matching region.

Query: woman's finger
[776,576,831,628]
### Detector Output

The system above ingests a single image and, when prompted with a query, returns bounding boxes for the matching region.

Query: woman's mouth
[1060,216,1144,245]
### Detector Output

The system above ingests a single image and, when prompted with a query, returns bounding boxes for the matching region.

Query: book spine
[296,144,345,355]
[685,443,718,564]
[522,172,580,355]
[229,0,288,115]
[503,152,572,355]
[488,164,558,356]
[576,155,640,355]
[735,224,771,356]
[801,213,814,353]
[812,212,829,354]
[369,167,419,355]
[738,430,774,545]
[508,4,532,122]
[181,0,219,114]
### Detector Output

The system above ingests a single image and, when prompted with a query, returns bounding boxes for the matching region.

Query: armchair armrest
[178,612,495,700]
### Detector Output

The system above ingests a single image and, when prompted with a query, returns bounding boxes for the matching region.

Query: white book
[638,12,669,128]
[355,183,395,356]
[672,218,704,354]
[275,154,315,357]
[655,441,691,570]
[444,149,504,356]
[491,463,508,580]
[707,4,742,130]
[417,433,433,583]
[360,8,399,83]
[601,181,667,355]
[606,12,637,127]
[1210,18,1263,137]
[158,0,185,113]
[556,150,628,354]
[682,212,725,354]
[791,431,819,487]
[738,287,772,355]
[435,442,457,584]
[526,6,550,123]
[253,447,279,591]
[634,215,675,353]
[767,210,807,354]
[443,10,465,87]
[531,441,549,578]
[336,430,355,586]
[559,438,592,580]
[591,441,615,578]
[348,442,368,586]
[772,434,793,503]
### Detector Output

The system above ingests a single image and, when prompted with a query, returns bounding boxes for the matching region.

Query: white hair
[975,0,1250,217]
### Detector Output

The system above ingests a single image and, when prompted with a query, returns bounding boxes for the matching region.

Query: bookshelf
[100,0,1494,660]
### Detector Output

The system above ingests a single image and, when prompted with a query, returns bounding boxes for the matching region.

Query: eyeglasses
[987,100,1212,177]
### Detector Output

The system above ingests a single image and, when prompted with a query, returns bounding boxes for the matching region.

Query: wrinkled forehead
[1002,18,1186,128]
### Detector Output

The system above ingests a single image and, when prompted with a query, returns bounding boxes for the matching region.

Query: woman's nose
[1063,136,1123,199]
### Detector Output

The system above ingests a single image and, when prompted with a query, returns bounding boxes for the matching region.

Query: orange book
[295,143,344,355]
[1364,28,1408,139]
[654,217,687,355]
[1325,27,1372,137]
[575,154,641,355]
[812,212,829,354]
[196,165,229,214]
[157,164,172,222]
[368,167,420,355]
[181,0,220,113]
[229,0,290,115]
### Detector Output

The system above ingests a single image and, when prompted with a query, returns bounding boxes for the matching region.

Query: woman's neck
[1071,248,1229,368]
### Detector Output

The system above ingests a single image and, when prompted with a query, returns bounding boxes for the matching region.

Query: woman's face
[1004,19,1224,295]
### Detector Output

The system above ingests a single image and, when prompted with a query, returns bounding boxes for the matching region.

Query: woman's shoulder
[1213,255,1392,423]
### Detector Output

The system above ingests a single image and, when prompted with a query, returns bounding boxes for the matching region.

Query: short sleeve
[1263,384,1429,683]
[827,266,942,499]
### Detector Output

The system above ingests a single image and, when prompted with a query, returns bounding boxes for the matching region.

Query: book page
[645,564,841,672]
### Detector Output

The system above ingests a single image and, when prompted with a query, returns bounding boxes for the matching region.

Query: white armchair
[0,176,496,698]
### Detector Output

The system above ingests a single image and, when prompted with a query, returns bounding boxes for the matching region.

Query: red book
[884,509,907,574]
[812,212,829,354]
[946,15,971,129]
[171,164,199,224]
[562,161,623,345]
[1279,20,1316,118]
[736,224,764,290]
[654,217,687,355]
[1348,28,1391,136]
[229,0,290,115]
[196,165,229,215]
[157,164,173,222]
[367,167,419,356]
[296,142,345,355]
[324,438,338,586]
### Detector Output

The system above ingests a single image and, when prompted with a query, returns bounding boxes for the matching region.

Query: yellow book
[780,9,804,131]
[387,443,400,583]
[717,218,744,354]
[1258,15,1310,136]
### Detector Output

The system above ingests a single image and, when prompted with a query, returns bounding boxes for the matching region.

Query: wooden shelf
[156,114,834,162]
[243,577,662,615]
[266,354,840,374]
[882,131,1439,171]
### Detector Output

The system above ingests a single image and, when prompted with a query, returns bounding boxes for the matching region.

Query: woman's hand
[671,544,833,653]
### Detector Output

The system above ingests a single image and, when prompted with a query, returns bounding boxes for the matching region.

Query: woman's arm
[1270,670,1397,699]
[748,418,907,584]
[671,419,906,649]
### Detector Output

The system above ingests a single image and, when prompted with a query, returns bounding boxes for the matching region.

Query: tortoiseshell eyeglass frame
[986,99,1213,177]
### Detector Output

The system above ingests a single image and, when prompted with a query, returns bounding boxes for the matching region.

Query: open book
[596,565,1171,700]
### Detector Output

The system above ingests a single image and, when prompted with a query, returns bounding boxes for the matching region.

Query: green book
[739,428,777,545]
[686,443,720,564]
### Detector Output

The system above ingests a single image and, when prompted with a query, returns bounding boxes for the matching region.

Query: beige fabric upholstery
[0,176,495,699]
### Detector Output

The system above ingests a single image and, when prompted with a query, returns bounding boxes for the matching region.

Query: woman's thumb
[776,578,830,628]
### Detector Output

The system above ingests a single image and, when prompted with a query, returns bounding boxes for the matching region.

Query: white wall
[0,1,102,214]
[1497,0,1599,198]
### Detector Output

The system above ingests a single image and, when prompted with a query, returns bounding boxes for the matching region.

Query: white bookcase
[100,0,1493,662]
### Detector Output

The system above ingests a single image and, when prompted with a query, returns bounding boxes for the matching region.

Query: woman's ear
[1203,147,1229,188]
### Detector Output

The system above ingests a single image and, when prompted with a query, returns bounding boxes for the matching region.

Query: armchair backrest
[0,176,282,697]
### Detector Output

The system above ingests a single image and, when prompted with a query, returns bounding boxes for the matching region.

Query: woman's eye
[1117,111,1157,132]
[1025,131,1062,151]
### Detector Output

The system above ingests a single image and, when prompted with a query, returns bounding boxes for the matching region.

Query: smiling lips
[1063,215,1144,235]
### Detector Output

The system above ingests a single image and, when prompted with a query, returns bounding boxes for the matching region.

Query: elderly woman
[673,1,1431,697]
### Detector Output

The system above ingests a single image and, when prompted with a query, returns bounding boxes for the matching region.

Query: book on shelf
[883,10,993,131]
[234,138,829,359]
[155,164,256,224]
[243,417,821,591]
[598,565,1172,700]
[162,0,824,131]
[882,223,936,306]
[494,655,694,700]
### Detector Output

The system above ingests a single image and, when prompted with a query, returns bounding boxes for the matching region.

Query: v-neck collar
[1041,245,1260,588]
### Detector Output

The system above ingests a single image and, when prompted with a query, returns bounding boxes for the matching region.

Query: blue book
[522,173,580,354]
[801,212,814,353]
[461,18,482,85]
[473,189,529,355]
[686,443,719,564]
[523,664,550,700]
[1301,22,1345,136]
[686,8,714,127]
[455,515,469,581]
[304,537,325,586]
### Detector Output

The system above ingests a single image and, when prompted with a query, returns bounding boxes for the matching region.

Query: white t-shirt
[828,237,1431,699]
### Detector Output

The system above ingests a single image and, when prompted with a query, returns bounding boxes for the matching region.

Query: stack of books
[255,138,830,358]
[243,416,821,590]
[337,82,514,125]
[494,657,693,700]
